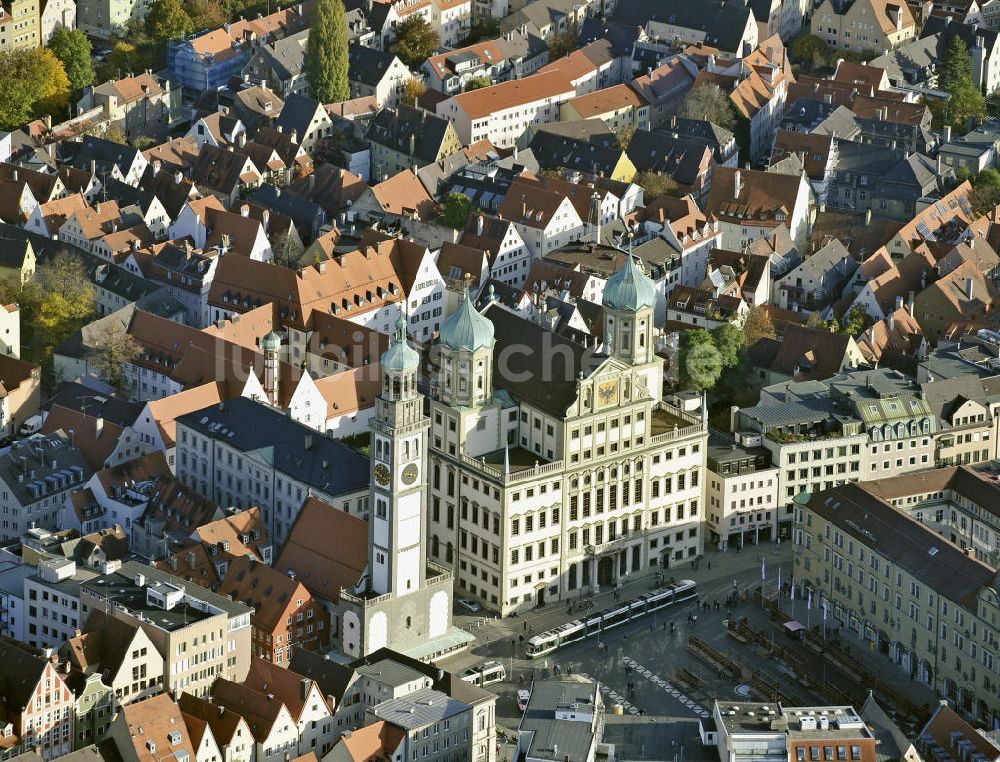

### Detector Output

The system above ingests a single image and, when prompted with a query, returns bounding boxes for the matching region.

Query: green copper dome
[603,255,657,312]
[261,331,282,351]
[439,290,495,352]
[382,314,420,372]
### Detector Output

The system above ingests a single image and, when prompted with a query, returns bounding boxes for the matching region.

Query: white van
[18,414,43,437]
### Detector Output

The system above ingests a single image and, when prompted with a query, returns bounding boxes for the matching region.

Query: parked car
[457,598,482,613]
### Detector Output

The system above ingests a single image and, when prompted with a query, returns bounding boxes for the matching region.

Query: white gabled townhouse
[496,177,586,258]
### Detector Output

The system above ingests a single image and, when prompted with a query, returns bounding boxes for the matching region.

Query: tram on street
[525,579,698,658]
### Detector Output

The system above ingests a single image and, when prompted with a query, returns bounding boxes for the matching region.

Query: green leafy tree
[973,167,1000,213]
[463,76,492,92]
[461,16,499,45]
[939,36,985,132]
[549,27,577,60]
[306,0,349,103]
[790,34,829,71]
[33,48,72,118]
[940,35,974,93]
[678,330,723,391]
[96,41,138,81]
[742,304,776,348]
[185,0,226,30]
[145,0,192,44]
[47,28,94,91]
[679,82,736,130]
[103,123,128,144]
[440,193,474,229]
[635,171,679,202]
[0,48,71,129]
[615,122,636,150]
[712,323,744,368]
[391,15,439,69]
[18,251,96,352]
[838,306,871,337]
[404,77,426,105]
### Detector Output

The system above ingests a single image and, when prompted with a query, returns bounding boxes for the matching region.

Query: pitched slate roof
[482,302,592,416]
[274,93,326,139]
[612,0,754,52]
[366,105,454,165]
[348,44,400,87]
[176,397,370,497]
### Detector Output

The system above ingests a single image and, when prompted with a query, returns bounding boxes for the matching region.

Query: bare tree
[87,321,141,393]
[679,83,736,130]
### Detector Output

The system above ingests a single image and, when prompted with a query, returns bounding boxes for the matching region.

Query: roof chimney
[733,169,742,199]
[241,204,250,217]
[967,277,975,299]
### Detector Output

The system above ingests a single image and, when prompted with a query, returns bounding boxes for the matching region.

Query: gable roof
[273,495,368,602]
[447,71,576,120]
[366,105,454,165]
[219,556,310,632]
[210,679,287,741]
[706,166,804,224]
[348,44,401,87]
[116,694,196,762]
[66,609,142,678]
[765,324,856,381]
[368,170,436,221]
[178,694,247,747]
[613,0,753,51]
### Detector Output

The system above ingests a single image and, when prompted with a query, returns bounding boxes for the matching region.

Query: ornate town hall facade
[426,259,708,616]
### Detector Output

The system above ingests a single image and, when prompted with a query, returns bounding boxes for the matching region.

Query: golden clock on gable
[597,379,620,409]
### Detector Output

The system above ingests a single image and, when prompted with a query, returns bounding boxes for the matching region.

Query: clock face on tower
[401,463,419,485]
[374,463,391,486]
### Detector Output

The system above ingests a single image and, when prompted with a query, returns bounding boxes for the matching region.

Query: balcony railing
[458,451,564,485]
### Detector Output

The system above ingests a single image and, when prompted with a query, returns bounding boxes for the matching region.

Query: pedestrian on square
[708,561,711,570]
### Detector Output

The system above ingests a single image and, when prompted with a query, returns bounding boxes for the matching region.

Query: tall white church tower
[369,314,429,597]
